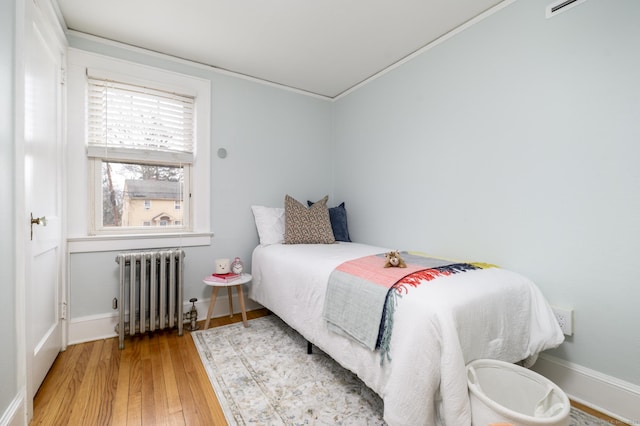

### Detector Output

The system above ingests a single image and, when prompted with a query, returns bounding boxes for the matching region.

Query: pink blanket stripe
[335,255,425,288]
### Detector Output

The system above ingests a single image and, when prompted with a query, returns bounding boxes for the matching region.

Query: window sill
[67,232,213,253]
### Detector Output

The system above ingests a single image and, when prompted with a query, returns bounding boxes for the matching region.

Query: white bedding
[250,242,564,426]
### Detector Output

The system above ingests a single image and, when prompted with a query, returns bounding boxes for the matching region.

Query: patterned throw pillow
[284,195,336,244]
[307,200,351,242]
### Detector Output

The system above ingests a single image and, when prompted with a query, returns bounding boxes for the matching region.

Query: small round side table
[202,273,252,329]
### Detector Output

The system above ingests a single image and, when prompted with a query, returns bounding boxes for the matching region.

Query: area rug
[192,315,614,426]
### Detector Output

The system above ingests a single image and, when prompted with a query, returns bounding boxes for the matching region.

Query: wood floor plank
[128,333,143,396]
[55,342,96,424]
[140,355,158,425]
[126,390,142,426]
[96,338,120,424]
[149,334,170,425]
[111,347,132,425]
[168,411,187,426]
[159,332,183,415]
[31,343,81,423]
[67,340,104,425]
[83,339,119,424]
[125,334,144,426]
[178,336,219,425]
[167,331,202,426]
[183,335,227,425]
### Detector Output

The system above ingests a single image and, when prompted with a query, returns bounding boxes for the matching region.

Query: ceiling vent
[546,0,587,18]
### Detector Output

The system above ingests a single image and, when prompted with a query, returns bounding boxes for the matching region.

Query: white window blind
[87,76,195,163]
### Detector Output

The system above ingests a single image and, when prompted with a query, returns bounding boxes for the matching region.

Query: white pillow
[251,205,285,245]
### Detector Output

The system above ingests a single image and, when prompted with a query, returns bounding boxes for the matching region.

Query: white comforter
[250,242,564,426]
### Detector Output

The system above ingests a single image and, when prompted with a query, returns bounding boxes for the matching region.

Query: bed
[249,242,564,426]
[249,242,563,425]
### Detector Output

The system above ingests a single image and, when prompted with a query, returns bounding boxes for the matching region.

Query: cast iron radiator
[114,249,185,349]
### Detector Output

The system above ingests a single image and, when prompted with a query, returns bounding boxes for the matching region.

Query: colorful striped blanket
[322,251,495,363]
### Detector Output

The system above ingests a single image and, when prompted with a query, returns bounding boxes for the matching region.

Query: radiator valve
[185,297,199,331]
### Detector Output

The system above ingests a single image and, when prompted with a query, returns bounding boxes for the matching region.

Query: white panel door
[23,0,65,414]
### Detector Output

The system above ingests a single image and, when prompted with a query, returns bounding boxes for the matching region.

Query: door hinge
[61,301,67,320]
[60,67,66,86]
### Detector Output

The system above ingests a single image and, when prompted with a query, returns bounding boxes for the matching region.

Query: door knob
[30,212,46,240]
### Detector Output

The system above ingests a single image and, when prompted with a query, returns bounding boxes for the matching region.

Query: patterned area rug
[192,315,613,426]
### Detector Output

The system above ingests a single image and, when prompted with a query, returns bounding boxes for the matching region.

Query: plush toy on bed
[384,250,407,268]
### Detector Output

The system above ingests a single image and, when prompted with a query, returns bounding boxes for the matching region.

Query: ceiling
[55,0,505,98]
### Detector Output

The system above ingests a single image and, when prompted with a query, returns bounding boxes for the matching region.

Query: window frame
[66,49,212,253]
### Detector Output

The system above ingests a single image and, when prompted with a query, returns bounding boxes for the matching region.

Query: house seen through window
[102,161,185,228]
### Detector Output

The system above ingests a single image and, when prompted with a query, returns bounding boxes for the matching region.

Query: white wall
[334,0,640,390]
[1,0,19,421]
[66,34,335,321]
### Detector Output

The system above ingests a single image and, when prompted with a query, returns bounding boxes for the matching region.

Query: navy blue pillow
[307,200,351,242]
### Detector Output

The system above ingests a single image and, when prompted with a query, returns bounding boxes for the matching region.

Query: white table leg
[204,286,220,329]
[227,287,233,317]
[236,284,248,327]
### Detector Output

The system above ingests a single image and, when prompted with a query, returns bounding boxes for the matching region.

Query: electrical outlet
[552,306,573,336]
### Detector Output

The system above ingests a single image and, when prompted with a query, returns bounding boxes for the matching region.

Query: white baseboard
[69,295,262,345]
[531,353,640,424]
[68,312,120,345]
[0,392,25,426]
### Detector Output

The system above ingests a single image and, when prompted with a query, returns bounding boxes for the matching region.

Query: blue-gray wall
[1,0,18,417]
[334,0,640,385]
[67,34,335,317]
[66,0,639,400]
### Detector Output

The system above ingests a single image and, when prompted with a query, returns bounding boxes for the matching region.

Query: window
[66,49,211,252]
[87,73,194,235]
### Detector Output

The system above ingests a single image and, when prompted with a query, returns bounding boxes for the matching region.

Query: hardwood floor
[32,309,269,425]
[32,308,626,425]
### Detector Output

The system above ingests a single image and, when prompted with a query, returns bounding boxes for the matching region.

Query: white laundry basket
[467,359,570,426]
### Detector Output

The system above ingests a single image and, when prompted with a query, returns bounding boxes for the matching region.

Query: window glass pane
[101,161,185,229]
